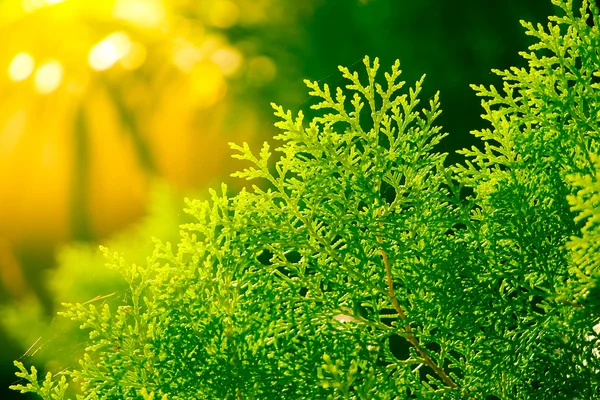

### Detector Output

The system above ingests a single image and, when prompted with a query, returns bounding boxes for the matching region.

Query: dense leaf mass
[11,0,600,398]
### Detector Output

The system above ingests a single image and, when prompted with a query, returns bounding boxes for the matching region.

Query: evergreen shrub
[10,0,600,398]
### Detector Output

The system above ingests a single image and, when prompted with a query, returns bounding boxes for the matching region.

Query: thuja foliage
[11,0,600,398]
[1,182,195,371]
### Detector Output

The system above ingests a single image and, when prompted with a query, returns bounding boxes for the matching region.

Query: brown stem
[560,300,584,308]
[376,235,457,388]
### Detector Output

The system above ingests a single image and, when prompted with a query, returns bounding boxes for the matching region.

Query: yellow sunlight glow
[211,47,242,76]
[172,39,201,72]
[34,60,63,94]
[8,53,35,82]
[120,42,146,70]
[208,0,239,28]
[113,0,165,28]
[88,32,132,71]
[22,0,65,12]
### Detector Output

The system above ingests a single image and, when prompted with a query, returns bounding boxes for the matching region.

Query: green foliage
[11,362,68,400]
[1,182,196,371]
[566,154,600,311]
[10,0,600,398]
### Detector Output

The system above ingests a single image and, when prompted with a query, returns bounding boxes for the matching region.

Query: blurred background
[0,0,557,397]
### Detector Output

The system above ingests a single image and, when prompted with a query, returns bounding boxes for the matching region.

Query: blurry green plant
[9,0,600,398]
[1,182,198,372]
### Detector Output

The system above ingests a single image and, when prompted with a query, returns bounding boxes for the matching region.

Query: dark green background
[254,0,556,164]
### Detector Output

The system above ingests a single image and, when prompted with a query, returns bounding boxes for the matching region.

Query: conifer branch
[376,228,458,389]
[10,2,600,395]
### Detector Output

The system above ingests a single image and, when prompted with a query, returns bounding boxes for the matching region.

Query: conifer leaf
[11,1,600,398]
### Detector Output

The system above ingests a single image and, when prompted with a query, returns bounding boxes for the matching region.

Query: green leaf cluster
[1,183,194,371]
[11,0,600,398]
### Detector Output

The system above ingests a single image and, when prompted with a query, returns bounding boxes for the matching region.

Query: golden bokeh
[0,0,267,250]
[8,53,35,82]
